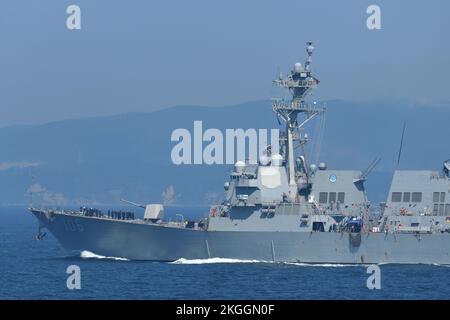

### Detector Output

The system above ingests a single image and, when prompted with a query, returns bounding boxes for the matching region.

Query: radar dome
[260,155,271,166]
[234,160,245,173]
[271,154,283,167]
[294,62,302,73]
[310,164,317,173]
[318,162,327,170]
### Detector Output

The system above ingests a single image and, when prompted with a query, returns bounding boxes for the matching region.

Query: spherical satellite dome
[234,160,245,173]
[294,62,302,73]
[271,154,283,166]
[318,162,327,170]
[260,155,271,166]
[310,164,318,173]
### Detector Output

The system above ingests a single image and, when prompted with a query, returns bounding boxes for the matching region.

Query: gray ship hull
[32,210,450,264]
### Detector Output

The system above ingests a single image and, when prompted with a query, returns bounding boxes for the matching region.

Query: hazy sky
[1,0,449,127]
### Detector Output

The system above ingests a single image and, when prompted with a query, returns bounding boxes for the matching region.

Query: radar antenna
[396,121,406,166]
[359,156,381,181]
[272,42,325,192]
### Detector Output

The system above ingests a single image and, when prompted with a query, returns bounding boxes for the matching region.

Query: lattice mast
[272,42,324,192]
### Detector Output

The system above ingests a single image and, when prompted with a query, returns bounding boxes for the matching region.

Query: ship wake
[171,258,362,267]
[80,250,129,261]
[285,262,362,267]
[170,258,266,264]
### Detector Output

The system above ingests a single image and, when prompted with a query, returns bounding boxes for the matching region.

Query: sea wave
[80,250,129,261]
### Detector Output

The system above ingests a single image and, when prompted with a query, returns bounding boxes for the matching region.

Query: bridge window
[433,192,440,202]
[446,204,450,215]
[391,192,402,202]
[338,192,345,204]
[403,192,410,202]
[319,192,328,204]
[439,204,445,215]
[441,192,446,203]
[433,192,439,202]
[433,204,439,215]
[411,192,422,203]
[329,192,336,203]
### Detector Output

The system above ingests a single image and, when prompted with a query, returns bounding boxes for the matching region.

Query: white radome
[234,160,246,172]
[271,154,283,166]
[260,155,271,166]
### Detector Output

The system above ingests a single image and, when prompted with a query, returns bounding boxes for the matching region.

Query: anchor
[349,232,362,247]
[36,226,46,241]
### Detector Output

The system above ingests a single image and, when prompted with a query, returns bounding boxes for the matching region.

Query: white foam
[433,263,450,268]
[170,258,364,267]
[80,250,129,261]
[170,257,266,264]
[284,262,362,267]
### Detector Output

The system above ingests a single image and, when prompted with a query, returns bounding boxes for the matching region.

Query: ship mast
[272,42,325,195]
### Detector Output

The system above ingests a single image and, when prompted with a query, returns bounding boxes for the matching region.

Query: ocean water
[1,206,450,300]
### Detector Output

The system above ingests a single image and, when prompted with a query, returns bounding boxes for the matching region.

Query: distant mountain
[0,99,449,206]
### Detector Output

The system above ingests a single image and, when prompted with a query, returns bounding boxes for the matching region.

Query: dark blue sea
[1,206,449,300]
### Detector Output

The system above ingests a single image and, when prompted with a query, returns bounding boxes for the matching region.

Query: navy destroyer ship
[30,43,450,263]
